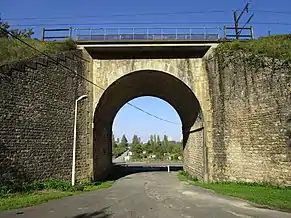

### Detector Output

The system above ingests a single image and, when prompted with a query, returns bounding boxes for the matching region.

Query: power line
[250,9,291,15]
[3,9,291,23]
[3,10,229,21]
[0,27,181,126]
[8,21,234,27]
[8,21,291,28]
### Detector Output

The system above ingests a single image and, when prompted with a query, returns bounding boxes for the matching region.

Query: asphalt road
[1,172,290,218]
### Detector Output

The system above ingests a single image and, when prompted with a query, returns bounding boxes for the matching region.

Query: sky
[1,0,291,142]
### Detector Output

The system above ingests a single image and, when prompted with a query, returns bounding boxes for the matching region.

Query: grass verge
[0,180,114,211]
[0,37,76,66]
[217,34,291,61]
[178,171,291,212]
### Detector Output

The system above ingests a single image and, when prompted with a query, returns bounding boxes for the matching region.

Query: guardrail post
[223,25,227,39]
[133,27,135,40]
[175,28,177,40]
[42,28,45,41]
[69,27,72,39]
[118,28,121,40]
[190,28,192,40]
[250,26,254,39]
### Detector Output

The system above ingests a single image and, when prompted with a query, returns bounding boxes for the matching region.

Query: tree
[0,18,34,38]
[112,134,117,148]
[157,135,161,146]
[131,135,139,146]
[163,135,169,147]
[120,134,128,147]
[0,20,9,38]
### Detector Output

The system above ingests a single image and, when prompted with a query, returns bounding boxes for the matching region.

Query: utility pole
[233,1,254,39]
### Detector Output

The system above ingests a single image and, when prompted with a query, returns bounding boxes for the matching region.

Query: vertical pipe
[72,95,88,186]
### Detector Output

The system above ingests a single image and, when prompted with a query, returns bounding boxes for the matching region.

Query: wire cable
[0,27,181,126]
[3,10,229,21]
[8,21,291,28]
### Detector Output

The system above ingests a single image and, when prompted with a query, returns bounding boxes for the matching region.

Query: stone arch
[92,69,206,180]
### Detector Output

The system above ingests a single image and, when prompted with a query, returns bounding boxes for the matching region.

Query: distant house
[124,156,130,161]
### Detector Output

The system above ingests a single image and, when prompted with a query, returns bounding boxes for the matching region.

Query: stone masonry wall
[205,52,291,185]
[183,113,205,180]
[0,50,92,183]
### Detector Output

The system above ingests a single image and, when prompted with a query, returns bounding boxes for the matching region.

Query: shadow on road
[106,163,183,181]
[71,207,111,218]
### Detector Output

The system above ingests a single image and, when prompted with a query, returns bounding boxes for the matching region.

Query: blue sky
[1,0,291,142]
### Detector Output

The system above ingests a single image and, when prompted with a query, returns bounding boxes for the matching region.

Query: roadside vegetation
[217,34,291,61]
[0,180,114,211]
[0,19,76,66]
[112,134,183,161]
[178,171,291,212]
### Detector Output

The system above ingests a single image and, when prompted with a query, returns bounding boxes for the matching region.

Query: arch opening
[93,70,202,180]
[112,96,183,161]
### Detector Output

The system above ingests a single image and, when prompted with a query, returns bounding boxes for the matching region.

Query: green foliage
[112,134,117,148]
[0,180,84,197]
[120,134,128,147]
[0,19,34,38]
[0,180,114,211]
[112,134,128,157]
[178,171,291,211]
[216,34,291,61]
[0,37,76,66]
[129,134,183,161]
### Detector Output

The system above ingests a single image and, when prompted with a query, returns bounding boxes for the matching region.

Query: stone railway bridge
[0,39,290,185]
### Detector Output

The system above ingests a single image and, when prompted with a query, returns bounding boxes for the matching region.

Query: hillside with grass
[0,38,77,66]
[0,19,77,66]
[216,34,291,61]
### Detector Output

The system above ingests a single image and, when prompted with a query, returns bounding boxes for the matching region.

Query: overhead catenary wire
[3,10,229,21]
[3,9,291,21]
[0,27,181,126]
[8,21,291,28]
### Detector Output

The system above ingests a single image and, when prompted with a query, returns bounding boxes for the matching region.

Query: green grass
[178,171,291,212]
[217,34,291,61]
[0,37,77,66]
[0,180,114,211]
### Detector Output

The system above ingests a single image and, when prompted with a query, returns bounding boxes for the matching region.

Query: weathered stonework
[204,51,291,185]
[91,58,209,181]
[0,50,92,182]
[1,45,290,186]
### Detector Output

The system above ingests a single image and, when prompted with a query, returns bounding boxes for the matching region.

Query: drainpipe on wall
[72,95,88,186]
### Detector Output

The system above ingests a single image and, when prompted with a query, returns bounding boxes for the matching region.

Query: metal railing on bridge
[42,27,221,41]
[74,27,220,41]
